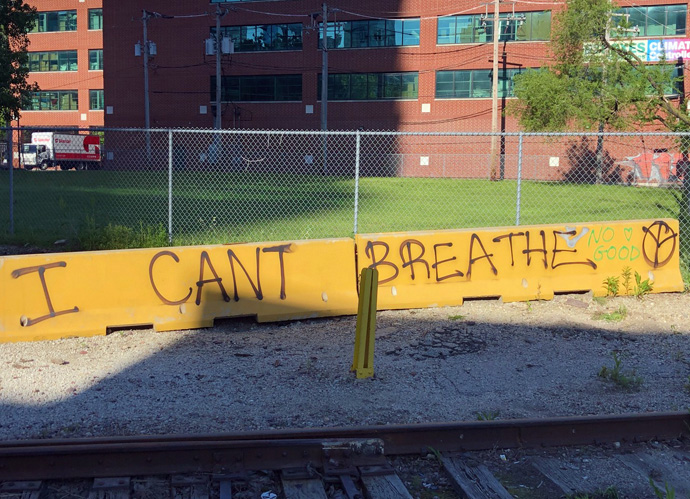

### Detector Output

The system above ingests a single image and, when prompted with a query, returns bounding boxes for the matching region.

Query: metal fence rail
[2,127,688,262]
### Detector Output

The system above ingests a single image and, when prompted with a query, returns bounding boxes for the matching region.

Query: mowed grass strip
[0,169,683,250]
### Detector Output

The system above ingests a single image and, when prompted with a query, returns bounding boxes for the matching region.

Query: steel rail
[1,411,687,480]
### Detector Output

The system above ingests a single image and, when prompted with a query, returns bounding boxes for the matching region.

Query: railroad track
[1,411,688,498]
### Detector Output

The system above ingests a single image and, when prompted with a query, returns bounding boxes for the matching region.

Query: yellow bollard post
[351,267,378,379]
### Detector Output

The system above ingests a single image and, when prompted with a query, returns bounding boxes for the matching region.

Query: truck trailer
[21,132,101,171]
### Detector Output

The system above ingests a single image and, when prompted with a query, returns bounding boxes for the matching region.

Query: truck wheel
[39,161,48,171]
[24,163,33,170]
[76,162,85,171]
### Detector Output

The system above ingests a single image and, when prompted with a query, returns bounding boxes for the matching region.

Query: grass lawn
[0,170,685,255]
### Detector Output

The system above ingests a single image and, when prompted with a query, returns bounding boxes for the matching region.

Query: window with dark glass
[89,50,103,70]
[437,11,551,44]
[213,23,302,51]
[89,9,103,30]
[613,4,686,37]
[211,75,302,101]
[436,69,525,98]
[29,91,79,110]
[320,18,420,49]
[318,72,419,100]
[32,11,77,32]
[90,90,104,110]
[28,51,77,72]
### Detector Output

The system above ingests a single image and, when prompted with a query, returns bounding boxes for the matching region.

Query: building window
[89,9,103,30]
[29,91,79,111]
[320,19,420,49]
[614,4,686,37]
[437,11,551,44]
[28,51,78,72]
[211,75,302,101]
[90,90,104,110]
[32,11,77,32]
[89,50,103,70]
[318,72,419,100]
[436,68,525,98]
[213,23,302,51]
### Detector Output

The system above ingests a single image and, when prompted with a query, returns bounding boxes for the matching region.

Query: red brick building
[20,0,103,129]
[100,0,689,133]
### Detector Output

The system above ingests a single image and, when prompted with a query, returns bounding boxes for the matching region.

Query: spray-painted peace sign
[642,221,678,268]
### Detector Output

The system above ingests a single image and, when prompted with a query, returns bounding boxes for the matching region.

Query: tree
[512,0,689,134]
[0,0,38,125]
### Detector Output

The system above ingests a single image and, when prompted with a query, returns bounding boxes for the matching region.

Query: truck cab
[21,144,50,170]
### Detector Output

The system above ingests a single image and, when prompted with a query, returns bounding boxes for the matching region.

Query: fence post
[8,127,14,236]
[168,129,173,245]
[515,132,523,226]
[353,130,361,235]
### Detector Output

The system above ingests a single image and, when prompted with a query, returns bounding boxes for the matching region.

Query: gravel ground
[1,290,689,442]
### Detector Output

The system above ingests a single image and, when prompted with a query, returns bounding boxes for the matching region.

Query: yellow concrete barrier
[355,219,684,309]
[0,239,358,343]
[0,220,684,343]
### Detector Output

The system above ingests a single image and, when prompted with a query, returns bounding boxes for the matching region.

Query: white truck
[21,132,101,171]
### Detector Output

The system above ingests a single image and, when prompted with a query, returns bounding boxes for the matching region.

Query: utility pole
[595,14,638,183]
[320,2,328,132]
[489,0,500,181]
[142,11,151,132]
[483,1,524,180]
[321,3,328,173]
[138,10,155,162]
[215,5,227,130]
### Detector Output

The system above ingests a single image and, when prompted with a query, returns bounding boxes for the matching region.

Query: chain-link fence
[1,127,688,262]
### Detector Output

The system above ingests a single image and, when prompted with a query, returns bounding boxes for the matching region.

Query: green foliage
[602,275,620,296]
[448,314,466,321]
[511,0,690,133]
[566,486,620,499]
[476,410,500,421]
[621,266,633,295]
[594,305,627,322]
[684,375,690,394]
[598,351,643,390]
[426,446,443,465]
[649,477,676,499]
[0,1,39,122]
[633,271,654,298]
[78,216,168,251]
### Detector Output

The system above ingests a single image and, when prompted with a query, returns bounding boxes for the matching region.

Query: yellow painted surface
[0,220,684,343]
[0,239,358,343]
[355,220,684,310]
[352,268,378,379]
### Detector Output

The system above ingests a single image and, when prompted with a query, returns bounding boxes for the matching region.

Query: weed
[566,486,620,499]
[426,446,443,465]
[672,350,685,362]
[78,216,168,251]
[603,276,620,296]
[476,410,500,421]
[594,305,628,322]
[649,477,676,499]
[526,301,533,312]
[621,266,633,294]
[598,352,643,391]
[684,376,690,394]
[448,314,466,321]
[592,296,607,306]
[633,271,654,298]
